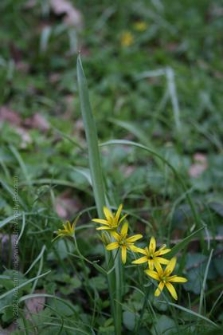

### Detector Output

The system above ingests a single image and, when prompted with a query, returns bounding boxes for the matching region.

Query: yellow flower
[145,257,187,300]
[54,220,75,240]
[106,222,142,264]
[120,31,134,47]
[133,21,147,32]
[92,204,126,231]
[132,236,171,270]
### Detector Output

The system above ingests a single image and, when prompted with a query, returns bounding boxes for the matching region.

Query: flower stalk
[77,55,122,334]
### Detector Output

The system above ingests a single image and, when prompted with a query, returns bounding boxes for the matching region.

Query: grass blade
[76,54,105,217]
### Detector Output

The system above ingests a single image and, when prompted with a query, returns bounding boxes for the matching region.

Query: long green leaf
[77,55,121,334]
[76,54,105,217]
[168,302,220,329]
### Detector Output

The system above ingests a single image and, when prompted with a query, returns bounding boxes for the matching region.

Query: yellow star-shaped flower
[92,204,126,231]
[120,31,134,47]
[133,21,147,32]
[145,257,187,300]
[106,222,142,264]
[53,221,75,241]
[132,236,171,270]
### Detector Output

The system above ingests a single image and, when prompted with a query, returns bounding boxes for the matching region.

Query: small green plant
[45,54,215,334]
[54,202,188,333]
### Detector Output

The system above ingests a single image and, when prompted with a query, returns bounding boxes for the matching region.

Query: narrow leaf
[76,54,105,217]
[166,226,205,259]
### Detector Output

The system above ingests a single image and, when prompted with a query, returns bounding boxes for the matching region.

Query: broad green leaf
[123,310,136,331]
[151,315,177,335]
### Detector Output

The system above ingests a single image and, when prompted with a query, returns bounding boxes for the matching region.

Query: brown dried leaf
[0,323,18,335]
[49,72,61,83]
[24,113,50,131]
[0,106,21,126]
[24,290,46,320]
[50,0,83,29]
[15,127,32,148]
[121,165,136,178]
[16,61,30,73]
[24,0,37,9]
[55,190,82,219]
[188,153,208,178]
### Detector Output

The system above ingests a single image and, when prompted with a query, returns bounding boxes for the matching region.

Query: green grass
[0,0,223,334]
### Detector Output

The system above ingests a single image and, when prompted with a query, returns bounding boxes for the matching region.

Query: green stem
[134,287,150,334]
[76,55,121,334]
[115,255,123,331]
[73,236,93,299]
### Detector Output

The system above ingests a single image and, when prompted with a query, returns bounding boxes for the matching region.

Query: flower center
[109,219,116,227]
[147,250,154,259]
[119,238,126,246]
[161,276,168,283]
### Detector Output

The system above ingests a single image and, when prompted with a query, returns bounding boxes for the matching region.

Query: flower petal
[148,259,154,270]
[96,226,113,230]
[66,222,72,231]
[156,247,171,256]
[106,242,119,250]
[92,219,109,225]
[154,282,164,297]
[169,275,187,283]
[129,245,142,253]
[121,222,129,237]
[145,269,160,281]
[115,204,123,221]
[103,207,113,220]
[135,247,147,255]
[149,236,156,253]
[164,257,176,276]
[54,221,75,240]
[110,231,120,240]
[153,261,163,275]
[127,234,143,243]
[132,256,148,264]
[155,257,170,265]
[165,282,178,300]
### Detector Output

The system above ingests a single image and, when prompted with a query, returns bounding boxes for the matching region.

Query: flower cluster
[93,204,187,300]
[54,204,187,300]
[93,204,142,264]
